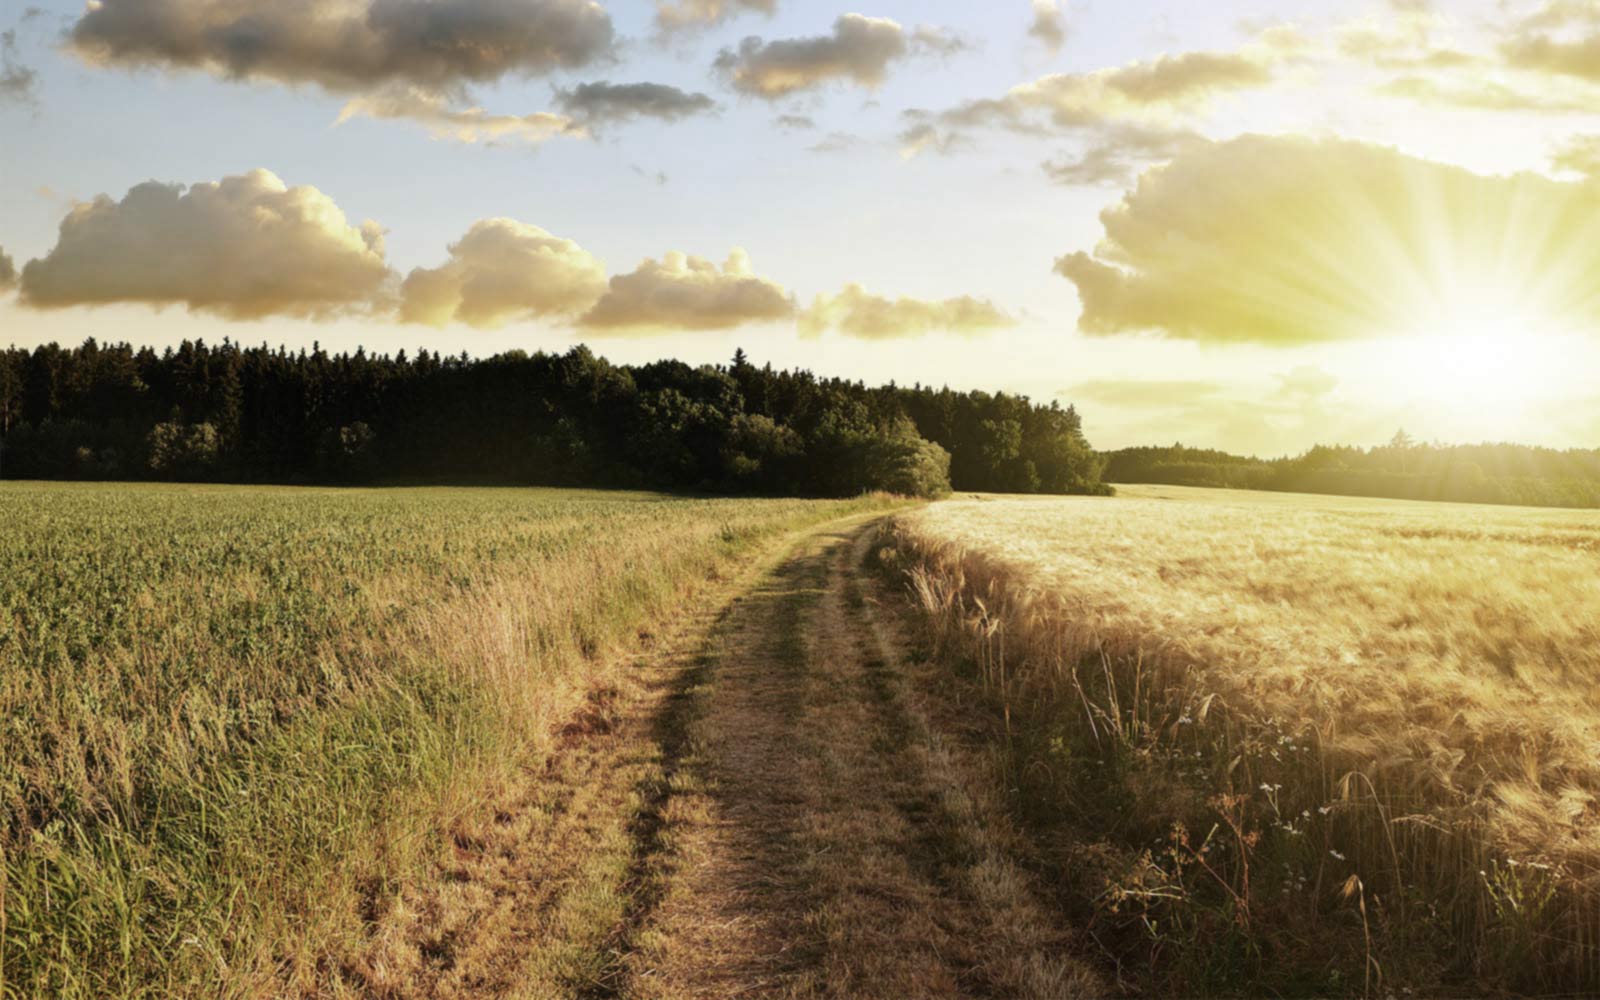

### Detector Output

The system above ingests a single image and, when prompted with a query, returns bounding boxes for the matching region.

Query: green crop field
[0,482,895,998]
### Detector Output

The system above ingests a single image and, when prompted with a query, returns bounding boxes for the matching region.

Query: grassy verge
[0,483,900,998]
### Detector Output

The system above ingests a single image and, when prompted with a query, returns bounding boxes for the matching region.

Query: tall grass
[0,482,896,998]
[888,485,1600,995]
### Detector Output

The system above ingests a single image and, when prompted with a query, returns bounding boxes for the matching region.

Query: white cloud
[400,218,607,329]
[20,169,393,320]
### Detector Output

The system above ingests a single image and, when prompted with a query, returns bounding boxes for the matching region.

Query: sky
[4,0,1600,456]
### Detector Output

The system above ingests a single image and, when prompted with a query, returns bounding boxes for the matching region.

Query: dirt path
[619,518,1101,1000]
[352,514,1100,999]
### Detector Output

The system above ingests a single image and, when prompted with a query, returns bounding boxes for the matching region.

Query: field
[0,483,897,998]
[889,485,1600,994]
[12,478,1600,998]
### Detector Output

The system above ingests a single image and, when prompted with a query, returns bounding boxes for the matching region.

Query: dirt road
[356,514,1100,999]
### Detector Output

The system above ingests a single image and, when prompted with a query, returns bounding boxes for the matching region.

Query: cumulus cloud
[579,249,793,332]
[1055,134,1600,344]
[1029,0,1067,54]
[337,86,583,144]
[715,14,953,98]
[800,284,1015,339]
[0,246,16,292]
[400,218,606,329]
[68,0,614,140]
[555,81,716,125]
[69,0,614,95]
[20,169,392,319]
[655,0,775,37]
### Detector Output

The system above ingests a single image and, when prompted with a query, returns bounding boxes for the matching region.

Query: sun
[1370,286,1578,436]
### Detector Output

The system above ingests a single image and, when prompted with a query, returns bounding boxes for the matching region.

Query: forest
[1104,435,1600,507]
[0,339,1108,498]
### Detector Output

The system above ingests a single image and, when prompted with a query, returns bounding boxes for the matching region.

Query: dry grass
[0,482,897,999]
[890,485,1600,994]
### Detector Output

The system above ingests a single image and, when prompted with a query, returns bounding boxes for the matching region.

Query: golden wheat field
[891,485,1600,994]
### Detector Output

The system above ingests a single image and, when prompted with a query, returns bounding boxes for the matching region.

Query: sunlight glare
[1378,287,1574,432]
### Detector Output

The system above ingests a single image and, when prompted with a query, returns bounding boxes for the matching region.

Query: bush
[145,422,220,480]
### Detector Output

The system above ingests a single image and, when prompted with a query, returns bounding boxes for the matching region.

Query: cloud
[1066,370,1351,456]
[1,27,38,105]
[579,249,793,332]
[1005,48,1278,124]
[1339,1,1600,115]
[400,218,606,329]
[655,0,775,37]
[1029,0,1067,54]
[808,131,861,154]
[1094,50,1273,105]
[1375,74,1593,112]
[337,86,583,144]
[1335,9,1439,64]
[1055,134,1600,344]
[1338,23,1480,72]
[20,168,392,319]
[799,284,1015,339]
[909,25,971,59]
[902,41,1290,155]
[715,14,940,98]
[897,120,968,157]
[1551,133,1600,179]
[1043,124,1206,186]
[775,113,816,130]
[555,81,716,125]
[1276,365,1338,399]
[1339,0,1600,115]
[1503,31,1600,84]
[0,246,16,292]
[69,0,614,95]
[1067,378,1224,408]
[1513,0,1600,32]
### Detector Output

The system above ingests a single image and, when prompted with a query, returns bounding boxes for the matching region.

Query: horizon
[5,0,1600,455]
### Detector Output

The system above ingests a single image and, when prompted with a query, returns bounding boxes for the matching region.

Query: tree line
[0,340,1109,498]
[1104,434,1600,508]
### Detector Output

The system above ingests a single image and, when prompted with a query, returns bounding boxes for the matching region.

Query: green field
[0,483,894,998]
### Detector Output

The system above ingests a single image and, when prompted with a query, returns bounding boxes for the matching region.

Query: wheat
[891,484,1600,993]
